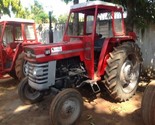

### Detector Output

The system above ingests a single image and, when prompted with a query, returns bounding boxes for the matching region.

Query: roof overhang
[0,18,35,24]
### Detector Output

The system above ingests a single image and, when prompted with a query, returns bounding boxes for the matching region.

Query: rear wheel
[49,88,83,125]
[18,77,44,104]
[104,42,142,101]
[15,52,27,80]
[142,81,155,125]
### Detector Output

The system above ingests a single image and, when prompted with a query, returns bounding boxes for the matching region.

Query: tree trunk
[125,1,134,33]
[73,0,79,35]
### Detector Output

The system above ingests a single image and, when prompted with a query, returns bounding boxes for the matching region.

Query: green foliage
[36,12,48,23]
[58,14,68,23]
[30,0,57,23]
[87,0,155,31]
[16,8,31,19]
[0,0,57,24]
[132,1,155,30]
[62,0,79,4]
[31,1,43,17]
[0,0,21,16]
[63,0,72,4]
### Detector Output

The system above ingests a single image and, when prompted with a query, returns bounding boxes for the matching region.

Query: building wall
[137,26,155,78]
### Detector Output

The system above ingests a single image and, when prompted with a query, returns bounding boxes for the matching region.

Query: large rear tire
[142,81,155,125]
[18,77,44,105]
[104,42,142,102]
[15,52,27,80]
[49,88,83,125]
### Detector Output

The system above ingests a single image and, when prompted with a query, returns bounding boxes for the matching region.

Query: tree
[128,0,155,32]
[30,0,44,23]
[58,14,68,23]
[88,0,155,32]
[16,7,32,19]
[30,0,57,24]
[0,0,21,17]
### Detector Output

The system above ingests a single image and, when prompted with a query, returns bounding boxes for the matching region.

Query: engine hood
[24,40,85,63]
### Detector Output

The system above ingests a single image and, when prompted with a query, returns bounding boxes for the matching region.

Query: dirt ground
[0,76,151,125]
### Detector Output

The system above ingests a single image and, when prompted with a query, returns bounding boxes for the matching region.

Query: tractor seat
[94,38,105,51]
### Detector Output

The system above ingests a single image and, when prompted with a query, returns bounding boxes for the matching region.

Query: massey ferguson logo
[51,46,62,53]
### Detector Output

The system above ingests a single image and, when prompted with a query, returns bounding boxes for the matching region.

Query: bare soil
[0,77,151,125]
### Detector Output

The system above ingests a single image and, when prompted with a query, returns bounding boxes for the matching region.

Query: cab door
[83,14,96,79]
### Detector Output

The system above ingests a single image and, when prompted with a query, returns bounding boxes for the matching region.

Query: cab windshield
[65,9,124,39]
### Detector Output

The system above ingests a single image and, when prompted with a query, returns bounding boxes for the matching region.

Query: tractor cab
[63,1,126,43]
[63,1,132,79]
[0,18,40,79]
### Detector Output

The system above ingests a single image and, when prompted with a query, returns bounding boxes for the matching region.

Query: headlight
[44,49,51,55]
[24,48,35,58]
[33,68,43,76]
[25,63,29,75]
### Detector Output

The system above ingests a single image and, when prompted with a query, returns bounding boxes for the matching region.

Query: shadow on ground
[0,77,150,125]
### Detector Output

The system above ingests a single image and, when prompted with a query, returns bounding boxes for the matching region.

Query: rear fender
[97,38,135,77]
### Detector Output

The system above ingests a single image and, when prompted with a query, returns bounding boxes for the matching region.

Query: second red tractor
[0,18,40,80]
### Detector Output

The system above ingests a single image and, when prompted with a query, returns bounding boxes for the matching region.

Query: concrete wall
[137,26,155,78]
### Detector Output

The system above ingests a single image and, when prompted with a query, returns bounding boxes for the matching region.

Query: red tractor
[0,18,40,80]
[18,1,142,125]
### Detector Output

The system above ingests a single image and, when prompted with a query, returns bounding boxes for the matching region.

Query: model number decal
[51,46,62,53]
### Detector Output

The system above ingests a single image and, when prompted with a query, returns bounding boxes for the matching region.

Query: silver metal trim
[28,61,57,90]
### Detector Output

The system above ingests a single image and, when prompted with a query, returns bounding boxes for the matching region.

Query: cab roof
[0,18,35,25]
[71,1,124,13]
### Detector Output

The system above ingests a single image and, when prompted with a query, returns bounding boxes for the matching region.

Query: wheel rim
[120,59,140,93]
[24,83,41,100]
[59,97,81,124]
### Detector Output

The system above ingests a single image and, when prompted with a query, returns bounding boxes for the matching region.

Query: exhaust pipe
[49,11,53,43]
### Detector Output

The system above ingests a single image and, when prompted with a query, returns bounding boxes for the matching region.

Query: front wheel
[18,77,44,104]
[49,88,83,125]
[104,42,142,102]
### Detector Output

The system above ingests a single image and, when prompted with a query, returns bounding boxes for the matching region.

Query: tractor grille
[28,62,49,84]
[27,61,56,90]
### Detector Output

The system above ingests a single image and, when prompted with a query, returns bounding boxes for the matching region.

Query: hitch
[76,80,101,93]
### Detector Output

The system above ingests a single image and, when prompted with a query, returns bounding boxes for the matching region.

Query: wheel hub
[120,60,139,93]
[121,60,133,83]
[61,99,76,118]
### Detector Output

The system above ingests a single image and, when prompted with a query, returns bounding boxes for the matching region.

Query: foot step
[90,82,100,93]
